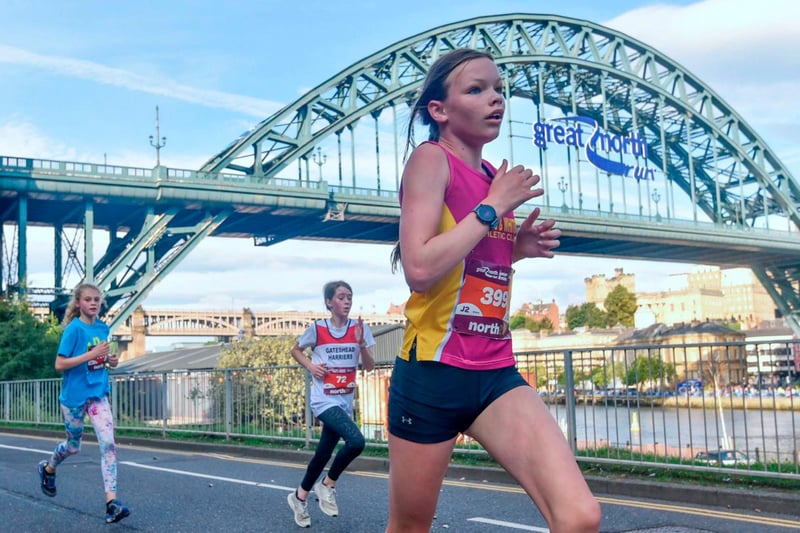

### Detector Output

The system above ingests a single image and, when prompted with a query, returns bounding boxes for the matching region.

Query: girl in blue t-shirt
[37,283,130,524]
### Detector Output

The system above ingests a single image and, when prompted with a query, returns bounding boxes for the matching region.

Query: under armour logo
[401,416,413,425]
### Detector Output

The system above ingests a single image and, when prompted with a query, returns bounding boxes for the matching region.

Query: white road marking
[0,444,294,492]
[0,444,50,453]
[467,517,549,531]
[122,461,294,491]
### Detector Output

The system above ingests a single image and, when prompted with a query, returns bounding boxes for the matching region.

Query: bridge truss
[2,14,799,334]
[200,13,800,333]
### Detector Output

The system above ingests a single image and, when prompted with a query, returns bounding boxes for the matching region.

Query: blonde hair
[62,282,104,326]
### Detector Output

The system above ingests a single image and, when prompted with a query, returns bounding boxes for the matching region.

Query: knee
[311,449,333,465]
[99,442,117,455]
[388,505,436,533]
[347,434,365,454]
[553,496,601,533]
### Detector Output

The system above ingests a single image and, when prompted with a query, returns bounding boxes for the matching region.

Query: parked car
[694,449,754,467]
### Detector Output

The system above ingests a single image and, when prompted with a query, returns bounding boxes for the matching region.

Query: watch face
[476,204,496,222]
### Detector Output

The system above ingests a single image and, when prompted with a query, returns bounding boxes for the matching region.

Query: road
[2,432,799,532]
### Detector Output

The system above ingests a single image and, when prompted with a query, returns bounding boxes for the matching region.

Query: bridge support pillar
[115,339,132,360]
[129,305,147,357]
[242,307,255,339]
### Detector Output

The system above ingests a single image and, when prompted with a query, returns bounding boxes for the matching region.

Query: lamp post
[651,188,662,222]
[149,106,167,166]
[558,176,568,213]
[312,146,327,180]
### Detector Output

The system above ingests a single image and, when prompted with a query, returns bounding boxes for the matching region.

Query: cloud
[0,118,80,160]
[0,44,284,118]
[605,0,800,67]
[604,2,800,105]
[603,0,800,174]
[141,238,409,313]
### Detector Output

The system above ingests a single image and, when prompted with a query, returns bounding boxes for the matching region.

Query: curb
[6,427,800,517]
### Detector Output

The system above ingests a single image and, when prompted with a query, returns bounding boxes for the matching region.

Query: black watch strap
[473,204,499,230]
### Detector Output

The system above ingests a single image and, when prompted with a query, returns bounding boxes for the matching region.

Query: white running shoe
[287,492,311,527]
[314,480,338,517]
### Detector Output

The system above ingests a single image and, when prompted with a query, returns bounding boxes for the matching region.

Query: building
[513,321,750,390]
[385,302,405,315]
[511,327,630,388]
[720,268,776,328]
[615,321,747,384]
[591,265,776,328]
[744,321,799,385]
[637,286,725,326]
[516,299,560,330]
[585,268,636,309]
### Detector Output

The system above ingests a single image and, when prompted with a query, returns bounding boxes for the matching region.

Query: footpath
[8,427,800,518]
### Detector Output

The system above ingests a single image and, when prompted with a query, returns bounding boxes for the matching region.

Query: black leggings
[300,406,365,491]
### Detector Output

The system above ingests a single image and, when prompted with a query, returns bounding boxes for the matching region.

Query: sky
[2,1,799,348]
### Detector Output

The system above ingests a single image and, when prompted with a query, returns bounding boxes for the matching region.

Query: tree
[216,336,306,434]
[510,313,553,333]
[564,304,583,329]
[604,285,637,327]
[0,295,61,380]
[509,313,528,330]
[534,364,548,389]
[217,336,297,368]
[565,302,607,330]
[625,354,676,388]
[585,304,608,328]
[590,359,627,390]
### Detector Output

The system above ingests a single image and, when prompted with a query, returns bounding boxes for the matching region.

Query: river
[546,403,799,462]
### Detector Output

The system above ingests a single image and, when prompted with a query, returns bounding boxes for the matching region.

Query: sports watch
[472,204,499,230]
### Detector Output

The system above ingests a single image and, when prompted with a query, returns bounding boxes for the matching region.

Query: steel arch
[200,13,800,332]
[201,13,799,233]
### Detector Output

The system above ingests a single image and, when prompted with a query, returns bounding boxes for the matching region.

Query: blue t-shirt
[57,317,111,408]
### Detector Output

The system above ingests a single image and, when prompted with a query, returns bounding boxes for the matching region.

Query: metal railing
[2,341,798,480]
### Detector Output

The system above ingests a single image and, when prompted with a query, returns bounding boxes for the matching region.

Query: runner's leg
[466,386,601,533]
[385,433,456,533]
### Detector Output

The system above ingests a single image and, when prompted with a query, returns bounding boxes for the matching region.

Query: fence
[2,341,798,480]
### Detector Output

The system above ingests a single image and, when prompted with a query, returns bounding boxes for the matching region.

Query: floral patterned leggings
[48,396,118,494]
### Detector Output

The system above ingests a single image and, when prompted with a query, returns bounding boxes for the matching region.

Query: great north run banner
[532,115,656,182]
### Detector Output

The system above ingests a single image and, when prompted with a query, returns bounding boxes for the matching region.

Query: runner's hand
[310,363,328,380]
[513,207,561,261]
[355,317,366,347]
[486,160,544,216]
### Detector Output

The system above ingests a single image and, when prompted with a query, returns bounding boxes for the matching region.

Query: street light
[558,176,568,213]
[312,146,327,180]
[149,105,167,167]
[651,188,662,222]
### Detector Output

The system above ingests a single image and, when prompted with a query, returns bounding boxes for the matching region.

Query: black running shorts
[387,348,529,443]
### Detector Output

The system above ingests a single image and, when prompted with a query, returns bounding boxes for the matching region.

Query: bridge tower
[128,306,147,361]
